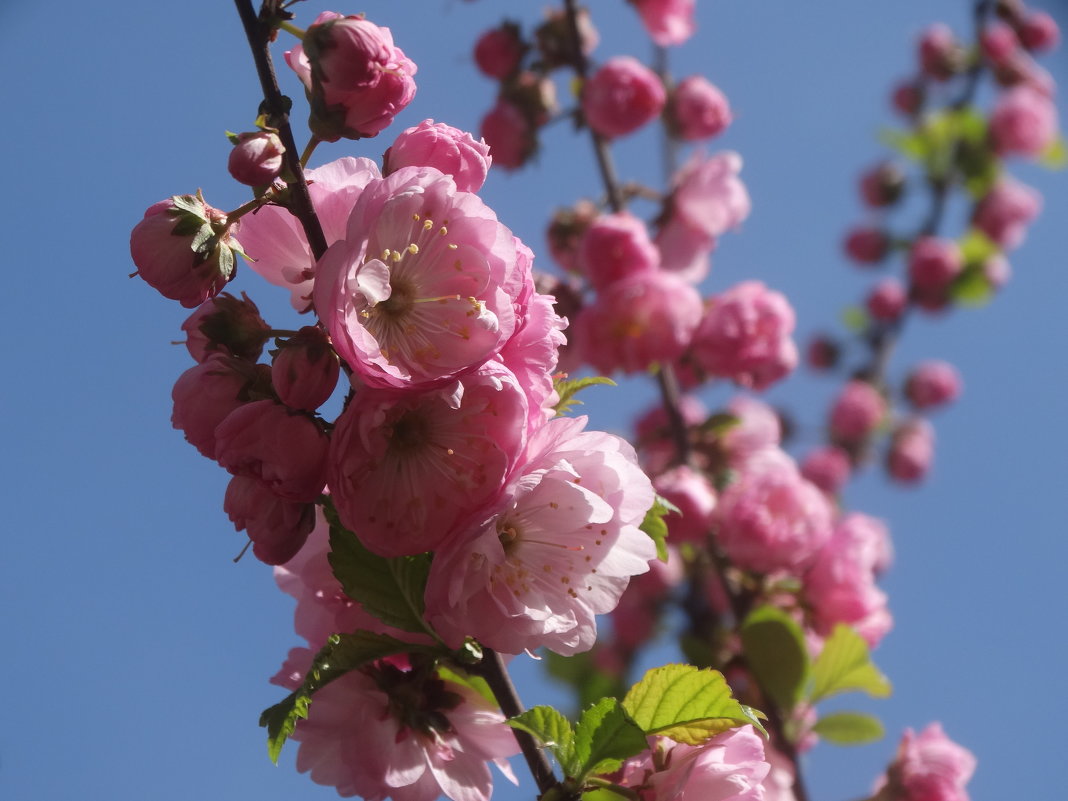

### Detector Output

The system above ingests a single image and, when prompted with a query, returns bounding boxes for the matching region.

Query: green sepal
[809,625,891,704]
[740,606,810,713]
[810,711,885,745]
[508,705,580,777]
[573,697,648,779]
[554,375,617,416]
[639,496,679,562]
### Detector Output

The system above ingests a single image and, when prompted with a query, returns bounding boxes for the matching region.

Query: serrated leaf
[508,706,579,777]
[326,507,432,635]
[573,697,648,779]
[841,305,869,334]
[809,625,891,704]
[1039,135,1068,170]
[639,496,677,562]
[554,375,616,416]
[811,711,885,745]
[260,630,429,762]
[740,606,810,712]
[622,664,767,744]
[170,193,205,216]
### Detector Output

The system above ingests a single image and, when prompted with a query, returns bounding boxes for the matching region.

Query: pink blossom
[496,285,567,427]
[672,151,751,238]
[480,100,537,170]
[579,212,659,290]
[972,176,1042,250]
[918,23,960,80]
[692,281,798,391]
[806,336,840,371]
[655,465,717,544]
[891,81,923,116]
[829,380,886,444]
[866,279,908,323]
[583,56,666,138]
[426,415,655,655]
[843,226,890,265]
[574,272,703,375]
[328,364,529,557]
[384,120,492,194]
[761,748,798,801]
[227,131,285,186]
[610,545,684,648]
[1019,11,1060,52]
[180,292,269,363]
[621,728,769,801]
[171,354,272,459]
[670,75,732,141]
[130,194,240,308]
[721,395,783,468]
[286,13,417,140]
[859,162,905,208]
[293,664,519,801]
[314,167,522,390]
[908,237,962,292]
[224,475,314,565]
[546,200,598,274]
[632,0,697,47]
[654,215,715,283]
[800,446,852,495]
[905,361,962,410]
[473,24,524,79]
[238,157,382,311]
[980,21,1019,65]
[271,326,340,412]
[214,400,329,503]
[887,419,935,484]
[875,723,975,801]
[715,450,833,574]
[989,85,1059,157]
[635,394,707,474]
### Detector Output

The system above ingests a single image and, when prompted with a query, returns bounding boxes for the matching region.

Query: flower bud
[578,211,659,289]
[668,75,732,141]
[908,236,962,292]
[224,475,315,565]
[886,419,934,483]
[227,131,285,186]
[546,200,598,272]
[582,56,666,138]
[800,446,852,494]
[989,86,1059,157]
[904,361,962,410]
[918,23,963,80]
[859,162,906,207]
[891,81,924,116]
[866,278,907,322]
[1018,11,1060,52]
[980,20,1020,65]
[875,723,975,801]
[383,119,492,193]
[130,193,241,308]
[843,226,890,266]
[972,176,1042,250]
[181,292,270,363]
[806,335,841,371]
[480,99,537,169]
[632,0,697,47]
[271,326,340,412]
[473,22,524,79]
[534,7,598,69]
[829,380,886,444]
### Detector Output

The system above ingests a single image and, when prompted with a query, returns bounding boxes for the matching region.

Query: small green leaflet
[959,229,999,266]
[740,606,810,712]
[1039,135,1068,170]
[508,705,580,777]
[573,698,648,778]
[554,375,617,416]
[809,624,891,704]
[841,305,869,334]
[810,711,885,745]
[622,664,767,744]
[639,496,678,562]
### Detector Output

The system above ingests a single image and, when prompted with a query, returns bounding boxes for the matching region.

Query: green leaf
[326,507,432,635]
[1039,135,1068,170]
[554,375,617,416]
[949,264,994,308]
[959,229,999,266]
[573,697,648,778]
[811,711,885,745]
[879,128,930,161]
[622,664,767,744]
[508,706,580,777]
[639,496,678,562]
[740,606,810,712]
[259,630,428,762]
[699,412,741,437]
[841,305,869,334]
[809,625,891,704]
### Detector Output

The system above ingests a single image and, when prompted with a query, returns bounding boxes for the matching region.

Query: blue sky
[2,2,1065,800]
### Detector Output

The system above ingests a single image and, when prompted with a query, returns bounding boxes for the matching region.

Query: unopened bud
[272,326,341,412]
[228,131,285,186]
[181,292,270,363]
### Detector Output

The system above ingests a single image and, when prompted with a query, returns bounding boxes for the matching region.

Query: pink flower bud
[887,419,935,484]
[1018,10,1060,52]
[227,131,285,186]
[582,56,666,138]
[224,475,315,565]
[972,176,1042,250]
[473,23,523,79]
[480,100,536,170]
[672,151,751,238]
[692,281,798,391]
[806,335,841,371]
[875,723,975,801]
[891,81,924,116]
[214,400,329,503]
[980,20,1020,65]
[800,446,852,494]
[904,361,962,410]
[632,0,697,47]
[829,380,886,444]
[130,194,241,308]
[844,226,890,265]
[866,278,908,322]
[180,292,270,363]
[654,465,717,544]
[383,119,492,193]
[669,75,732,141]
[578,212,659,289]
[271,326,340,412]
[918,23,961,80]
[547,200,599,273]
[989,86,1059,157]
[908,236,962,292]
[859,162,906,207]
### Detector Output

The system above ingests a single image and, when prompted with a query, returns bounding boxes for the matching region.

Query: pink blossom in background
[858,162,905,208]
[383,120,492,194]
[224,475,315,565]
[670,75,733,141]
[866,278,908,322]
[480,100,537,170]
[497,286,567,428]
[692,281,798,391]
[720,395,783,468]
[829,380,886,444]
[1019,10,1061,52]
[473,24,524,79]
[635,394,707,474]
[654,214,716,283]
[238,157,382,311]
[578,211,659,289]
[130,195,240,308]
[582,56,666,138]
[989,85,1059,157]
[892,81,923,116]
[610,545,684,649]
[286,13,417,140]
[918,23,959,80]
[271,326,340,412]
[180,292,269,363]
[425,415,655,656]
[328,364,528,558]
[972,176,1042,250]
[672,151,751,238]
[574,271,703,375]
[654,464,717,544]
[315,167,521,390]
[905,361,962,410]
[980,21,1019,66]
[632,0,697,46]
[843,226,890,265]
[227,131,285,186]
[800,446,852,495]
[875,723,975,801]
[887,419,935,484]
[714,450,833,574]
[293,664,518,801]
[761,748,798,801]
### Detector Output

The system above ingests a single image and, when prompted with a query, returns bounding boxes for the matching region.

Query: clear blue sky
[2,2,1065,800]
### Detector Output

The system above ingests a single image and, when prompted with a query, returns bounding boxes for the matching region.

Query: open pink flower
[224,475,315,566]
[582,56,666,138]
[632,0,697,47]
[671,151,751,238]
[875,723,975,801]
[425,415,656,656]
[384,120,492,194]
[315,167,522,390]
